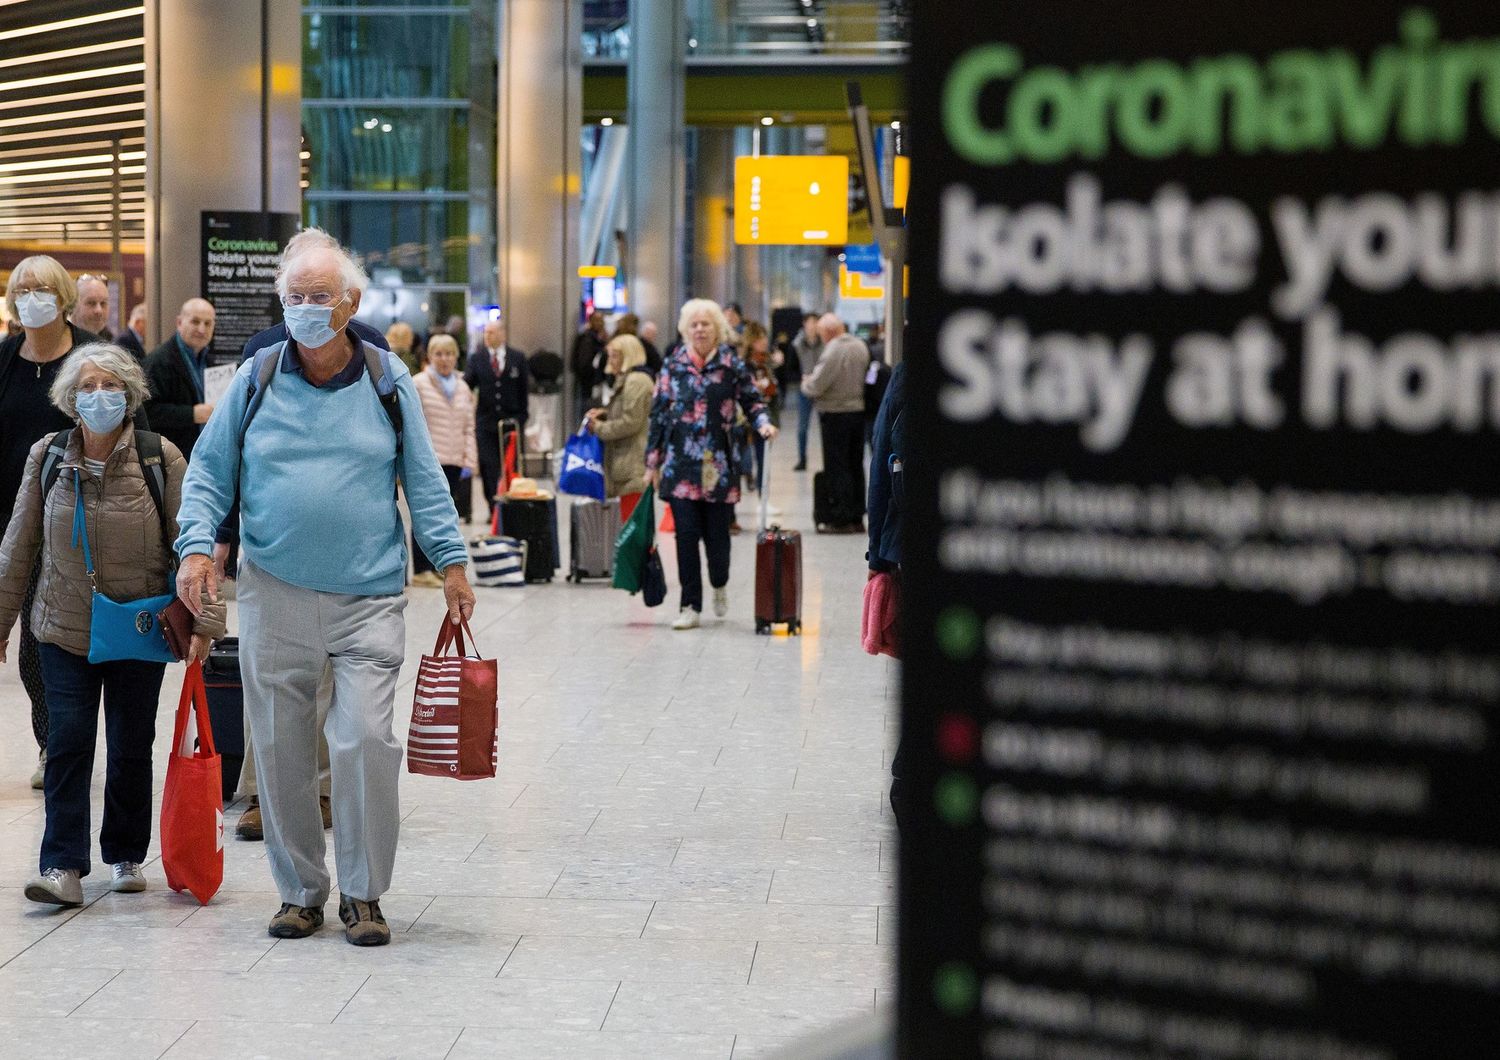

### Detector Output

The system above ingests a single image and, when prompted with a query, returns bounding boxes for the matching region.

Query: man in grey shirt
[801,314,871,532]
[791,313,823,470]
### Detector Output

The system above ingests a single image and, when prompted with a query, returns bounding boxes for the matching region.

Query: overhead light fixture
[600,117,614,127]
[7,62,145,94]
[0,7,144,43]
[688,38,698,48]
[363,118,379,129]
[0,168,115,186]
[891,121,901,130]
[300,150,311,159]
[0,152,116,174]
[380,123,392,132]
[761,116,774,126]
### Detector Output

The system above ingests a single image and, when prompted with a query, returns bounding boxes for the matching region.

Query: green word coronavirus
[944,9,1500,165]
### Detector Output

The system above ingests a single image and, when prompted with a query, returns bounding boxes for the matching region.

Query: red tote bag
[160,660,224,904]
[407,616,498,780]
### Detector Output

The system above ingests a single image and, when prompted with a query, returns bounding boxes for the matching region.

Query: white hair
[49,342,151,418]
[275,240,369,299]
[676,298,733,347]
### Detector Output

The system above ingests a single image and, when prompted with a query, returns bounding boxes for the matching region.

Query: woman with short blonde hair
[410,331,478,586]
[1,255,97,787]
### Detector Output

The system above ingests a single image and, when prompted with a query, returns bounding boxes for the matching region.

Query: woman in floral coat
[645,299,777,630]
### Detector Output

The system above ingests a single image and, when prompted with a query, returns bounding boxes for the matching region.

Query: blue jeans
[668,499,734,612]
[37,642,166,876]
[796,387,815,465]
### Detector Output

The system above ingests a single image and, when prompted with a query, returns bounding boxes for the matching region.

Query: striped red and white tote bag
[406,616,498,780]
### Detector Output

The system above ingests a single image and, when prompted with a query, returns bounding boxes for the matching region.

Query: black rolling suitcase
[203,638,245,803]
[498,496,558,582]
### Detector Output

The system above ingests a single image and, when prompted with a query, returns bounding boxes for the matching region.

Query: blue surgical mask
[75,389,128,433]
[283,297,346,349]
[16,291,59,328]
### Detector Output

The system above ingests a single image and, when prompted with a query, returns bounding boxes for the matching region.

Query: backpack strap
[133,429,174,569]
[238,343,284,446]
[361,343,404,457]
[40,428,74,500]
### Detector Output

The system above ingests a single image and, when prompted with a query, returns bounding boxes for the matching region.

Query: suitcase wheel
[788,621,800,635]
[756,620,771,635]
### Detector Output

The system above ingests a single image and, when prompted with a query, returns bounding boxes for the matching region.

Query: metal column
[144,0,301,348]
[497,0,583,415]
[626,0,686,332]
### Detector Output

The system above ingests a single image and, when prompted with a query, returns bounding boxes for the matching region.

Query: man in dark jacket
[571,311,608,409]
[143,297,216,459]
[116,303,147,361]
[464,319,529,520]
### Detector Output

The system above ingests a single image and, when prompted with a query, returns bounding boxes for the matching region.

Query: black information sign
[200,210,298,364]
[902,5,1500,1057]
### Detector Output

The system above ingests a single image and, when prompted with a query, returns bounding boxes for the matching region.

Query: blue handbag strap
[70,470,97,591]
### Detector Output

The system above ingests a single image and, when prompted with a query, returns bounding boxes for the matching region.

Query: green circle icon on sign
[934,962,978,1016]
[936,607,981,661]
[935,773,978,826]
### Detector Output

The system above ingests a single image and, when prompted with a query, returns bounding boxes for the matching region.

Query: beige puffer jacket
[0,422,226,657]
[593,369,653,498]
[413,368,478,471]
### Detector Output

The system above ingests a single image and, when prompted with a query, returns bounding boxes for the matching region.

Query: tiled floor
[0,427,897,1059]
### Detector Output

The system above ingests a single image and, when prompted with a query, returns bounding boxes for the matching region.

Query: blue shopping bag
[558,420,606,500]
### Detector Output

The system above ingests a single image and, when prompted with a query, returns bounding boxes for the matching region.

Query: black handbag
[641,547,667,608]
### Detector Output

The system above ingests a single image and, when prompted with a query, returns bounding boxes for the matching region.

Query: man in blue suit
[463,318,529,522]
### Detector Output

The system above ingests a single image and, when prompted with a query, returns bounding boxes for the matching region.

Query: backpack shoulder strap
[362,344,404,456]
[239,343,283,446]
[132,429,173,566]
[40,429,74,499]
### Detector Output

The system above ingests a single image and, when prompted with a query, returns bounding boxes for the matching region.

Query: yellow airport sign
[578,265,617,279]
[839,264,910,300]
[734,155,848,245]
[893,155,909,211]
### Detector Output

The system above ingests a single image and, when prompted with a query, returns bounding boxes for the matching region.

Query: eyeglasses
[281,291,347,308]
[12,284,58,297]
[76,380,127,393]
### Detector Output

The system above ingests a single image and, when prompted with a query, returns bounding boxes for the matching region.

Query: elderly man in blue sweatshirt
[175,244,475,947]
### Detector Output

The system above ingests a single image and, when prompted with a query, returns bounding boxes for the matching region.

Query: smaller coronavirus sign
[733,155,849,245]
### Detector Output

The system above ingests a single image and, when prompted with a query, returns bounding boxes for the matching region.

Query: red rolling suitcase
[753,442,802,634]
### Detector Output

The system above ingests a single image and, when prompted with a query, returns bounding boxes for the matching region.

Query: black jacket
[571,329,606,392]
[464,344,529,431]
[117,327,147,362]
[143,336,209,458]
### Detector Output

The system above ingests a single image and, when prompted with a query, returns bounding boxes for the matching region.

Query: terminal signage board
[200,211,298,364]
[901,4,1500,1057]
[733,156,848,245]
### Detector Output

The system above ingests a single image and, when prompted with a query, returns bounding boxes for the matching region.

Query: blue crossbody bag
[71,469,178,665]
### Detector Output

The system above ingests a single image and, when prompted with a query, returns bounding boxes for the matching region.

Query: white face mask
[15,291,59,329]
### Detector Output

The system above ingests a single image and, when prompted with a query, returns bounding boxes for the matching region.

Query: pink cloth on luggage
[861,571,900,659]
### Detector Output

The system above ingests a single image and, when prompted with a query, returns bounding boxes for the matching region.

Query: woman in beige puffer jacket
[586,334,653,524]
[409,333,477,585]
[0,343,225,908]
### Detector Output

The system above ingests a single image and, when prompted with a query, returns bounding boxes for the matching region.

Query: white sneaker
[713,587,729,618]
[672,607,701,630]
[25,867,83,907]
[30,750,45,791]
[111,862,147,893]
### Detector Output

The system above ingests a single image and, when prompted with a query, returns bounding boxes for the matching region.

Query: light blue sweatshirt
[175,340,467,595]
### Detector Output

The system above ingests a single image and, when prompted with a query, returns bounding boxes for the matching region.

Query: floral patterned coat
[645,344,770,504]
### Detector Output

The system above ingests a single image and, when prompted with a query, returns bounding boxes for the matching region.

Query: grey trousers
[237,665,332,801]
[238,559,407,906]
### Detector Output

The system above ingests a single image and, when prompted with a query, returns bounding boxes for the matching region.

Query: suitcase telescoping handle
[759,436,772,533]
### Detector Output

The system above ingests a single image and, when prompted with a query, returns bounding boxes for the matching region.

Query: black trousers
[414,465,470,574]
[668,498,733,612]
[819,411,867,525]
[21,565,47,750]
[477,429,502,522]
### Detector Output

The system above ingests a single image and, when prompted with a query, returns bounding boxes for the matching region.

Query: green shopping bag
[612,484,656,593]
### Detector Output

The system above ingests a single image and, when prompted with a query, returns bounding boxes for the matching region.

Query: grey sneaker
[30,750,45,791]
[25,867,83,907]
[111,862,147,893]
[671,607,701,630]
[713,587,728,618]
